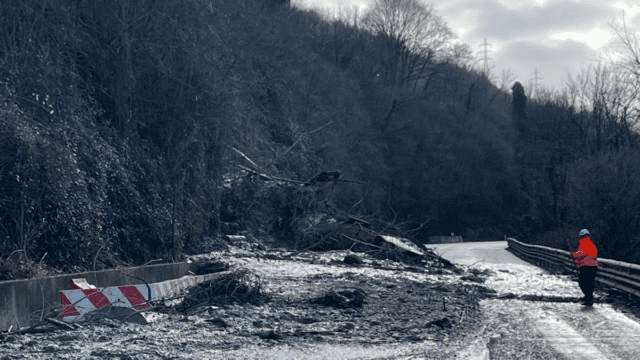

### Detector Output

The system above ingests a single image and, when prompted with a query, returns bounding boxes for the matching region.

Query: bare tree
[610,15,640,137]
[611,14,640,78]
[565,63,639,155]
[362,0,454,88]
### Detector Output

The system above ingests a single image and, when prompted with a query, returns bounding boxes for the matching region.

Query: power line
[530,68,543,98]
[478,39,493,75]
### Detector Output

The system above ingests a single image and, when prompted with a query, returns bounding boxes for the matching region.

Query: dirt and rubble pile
[177,268,270,316]
[311,287,368,309]
[0,241,498,359]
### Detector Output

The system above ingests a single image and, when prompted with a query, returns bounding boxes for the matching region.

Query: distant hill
[1,0,639,279]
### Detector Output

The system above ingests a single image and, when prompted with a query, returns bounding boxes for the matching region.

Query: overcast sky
[293,0,640,94]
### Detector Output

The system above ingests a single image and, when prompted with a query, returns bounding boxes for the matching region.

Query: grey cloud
[436,0,618,41]
[501,39,595,62]
[494,39,600,86]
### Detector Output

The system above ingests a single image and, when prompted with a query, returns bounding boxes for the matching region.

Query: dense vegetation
[1,0,639,279]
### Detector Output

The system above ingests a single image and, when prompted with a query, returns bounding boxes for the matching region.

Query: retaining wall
[0,262,193,331]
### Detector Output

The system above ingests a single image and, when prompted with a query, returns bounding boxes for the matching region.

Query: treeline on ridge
[1,0,639,279]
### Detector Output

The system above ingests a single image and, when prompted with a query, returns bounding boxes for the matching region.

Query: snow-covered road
[426,241,640,359]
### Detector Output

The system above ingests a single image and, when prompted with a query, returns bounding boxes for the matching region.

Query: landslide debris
[1,239,498,359]
[177,268,270,315]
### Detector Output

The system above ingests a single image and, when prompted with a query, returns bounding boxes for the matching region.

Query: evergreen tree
[511,82,527,121]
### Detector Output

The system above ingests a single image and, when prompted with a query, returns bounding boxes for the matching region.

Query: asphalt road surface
[425,241,640,360]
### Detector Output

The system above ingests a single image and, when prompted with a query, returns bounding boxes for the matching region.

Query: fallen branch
[44,317,75,330]
[3,327,56,335]
[348,191,368,214]
[265,121,334,169]
[300,234,334,252]
[235,164,305,185]
[232,147,261,172]
[339,234,381,250]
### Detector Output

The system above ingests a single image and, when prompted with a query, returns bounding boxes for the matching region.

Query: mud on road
[0,244,497,359]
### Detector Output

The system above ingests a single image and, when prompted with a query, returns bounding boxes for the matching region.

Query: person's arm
[572,241,586,262]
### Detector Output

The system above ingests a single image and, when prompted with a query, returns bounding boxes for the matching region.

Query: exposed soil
[0,241,498,359]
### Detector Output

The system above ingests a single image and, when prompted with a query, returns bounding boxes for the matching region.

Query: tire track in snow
[479,294,620,359]
[559,303,640,359]
[531,304,609,359]
[480,299,573,359]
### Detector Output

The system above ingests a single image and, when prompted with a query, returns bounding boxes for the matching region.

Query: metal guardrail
[507,238,640,298]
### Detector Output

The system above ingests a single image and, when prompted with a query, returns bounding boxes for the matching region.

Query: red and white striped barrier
[60,273,220,321]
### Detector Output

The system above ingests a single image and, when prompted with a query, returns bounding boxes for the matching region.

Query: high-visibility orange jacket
[572,237,598,268]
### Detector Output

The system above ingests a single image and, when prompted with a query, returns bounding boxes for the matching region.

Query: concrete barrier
[427,236,463,244]
[0,262,193,331]
[61,271,230,322]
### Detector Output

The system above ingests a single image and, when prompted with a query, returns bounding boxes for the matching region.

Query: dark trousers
[578,266,598,301]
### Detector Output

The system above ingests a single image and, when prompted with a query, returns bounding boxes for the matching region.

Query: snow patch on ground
[429,241,640,360]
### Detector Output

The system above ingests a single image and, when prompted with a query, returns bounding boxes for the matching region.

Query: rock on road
[426,241,640,360]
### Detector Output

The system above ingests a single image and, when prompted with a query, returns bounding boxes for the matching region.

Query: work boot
[581,298,594,306]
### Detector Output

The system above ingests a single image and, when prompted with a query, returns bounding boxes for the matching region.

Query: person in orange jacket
[572,229,598,305]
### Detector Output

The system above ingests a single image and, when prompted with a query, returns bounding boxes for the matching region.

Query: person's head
[579,229,590,240]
